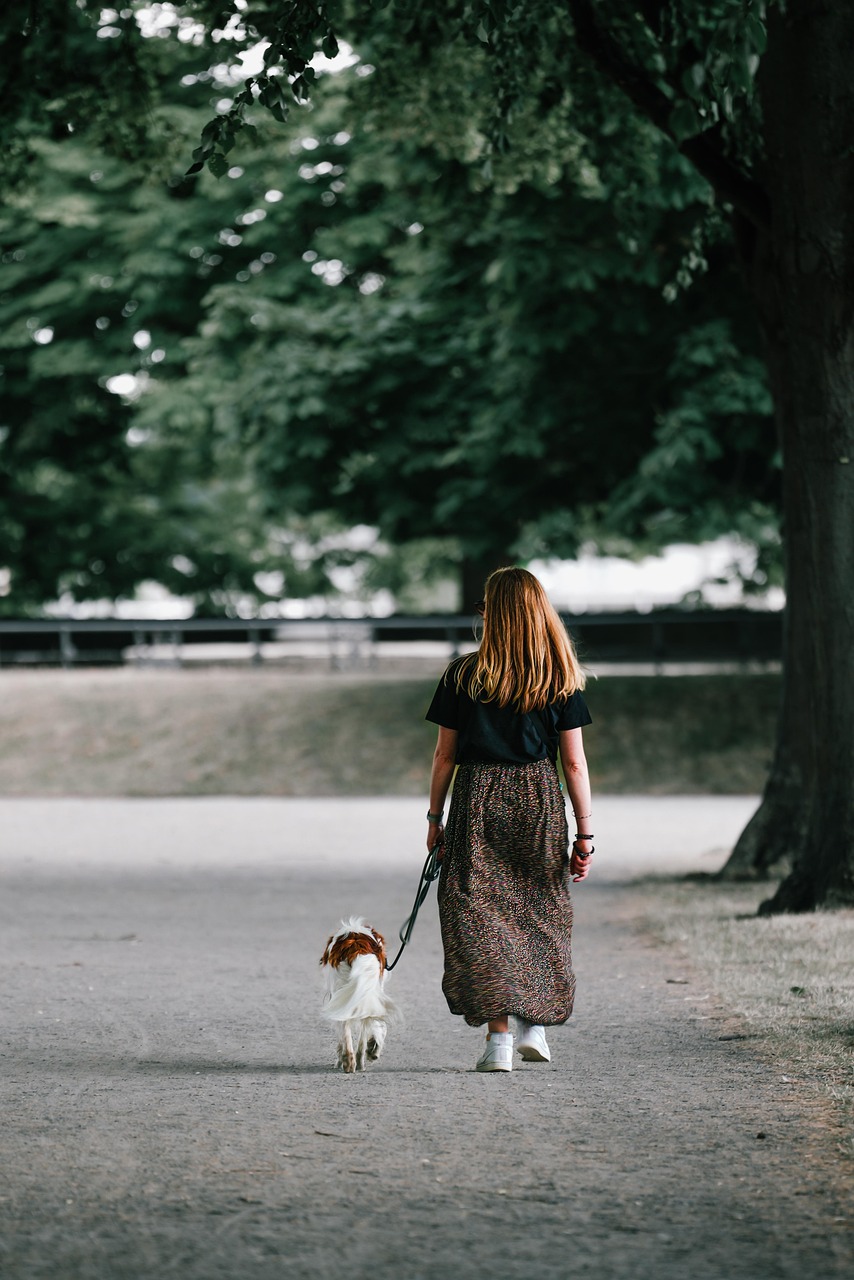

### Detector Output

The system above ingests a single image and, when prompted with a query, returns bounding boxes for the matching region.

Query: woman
[425,566,593,1072]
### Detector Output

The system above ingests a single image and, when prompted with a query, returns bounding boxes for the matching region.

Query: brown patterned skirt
[438,757,575,1028]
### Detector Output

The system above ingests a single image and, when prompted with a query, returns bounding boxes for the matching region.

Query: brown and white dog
[320,917,400,1073]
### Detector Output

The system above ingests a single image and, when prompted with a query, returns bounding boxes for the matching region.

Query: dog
[320,917,400,1073]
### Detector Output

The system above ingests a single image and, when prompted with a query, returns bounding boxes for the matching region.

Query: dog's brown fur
[321,926,386,972]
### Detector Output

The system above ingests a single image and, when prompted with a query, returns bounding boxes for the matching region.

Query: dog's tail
[322,953,401,1025]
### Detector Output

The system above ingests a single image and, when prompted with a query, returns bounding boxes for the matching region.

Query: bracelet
[574,833,594,841]
[572,842,595,859]
[426,810,444,823]
[573,811,592,819]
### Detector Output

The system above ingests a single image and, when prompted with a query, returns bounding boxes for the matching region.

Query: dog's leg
[366,1019,386,1062]
[340,1022,356,1074]
[355,1020,371,1071]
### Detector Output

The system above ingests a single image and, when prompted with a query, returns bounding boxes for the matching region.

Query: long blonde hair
[453,566,585,712]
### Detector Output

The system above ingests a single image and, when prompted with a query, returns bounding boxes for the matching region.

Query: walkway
[1,797,850,1278]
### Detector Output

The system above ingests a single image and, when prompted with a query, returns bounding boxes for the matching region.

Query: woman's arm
[427,726,458,854]
[559,727,593,881]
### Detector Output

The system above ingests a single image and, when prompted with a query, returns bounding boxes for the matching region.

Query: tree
[0,13,382,612]
[149,32,776,604]
[0,133,269,611]
[2,1,778,612]
[179,0,852,911]
[559,2,854,911]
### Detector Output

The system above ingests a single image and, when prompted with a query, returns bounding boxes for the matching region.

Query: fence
[0,610,783,670]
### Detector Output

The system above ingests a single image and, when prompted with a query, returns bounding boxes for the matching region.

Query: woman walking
[425,566,593,1072]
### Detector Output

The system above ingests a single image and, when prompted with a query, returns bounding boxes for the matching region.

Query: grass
[636,878,854,1158]
[0,667,781,796]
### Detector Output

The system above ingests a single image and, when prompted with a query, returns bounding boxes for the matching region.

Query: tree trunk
[719,711,801,880]
[718,3,854,910]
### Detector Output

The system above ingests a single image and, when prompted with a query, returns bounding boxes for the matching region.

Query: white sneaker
[515,1019,551,1062]
[475,1032,514,1072]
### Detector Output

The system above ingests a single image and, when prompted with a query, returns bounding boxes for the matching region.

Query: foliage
[1,1,779,614]
[141,52,777,580]
[0,2,162,190]
[179,2,771,224]
[0,27,343,612]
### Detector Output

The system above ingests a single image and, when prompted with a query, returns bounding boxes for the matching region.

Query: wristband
[572,842,594,859]
[426,810,444,823]
[574,833,594,841]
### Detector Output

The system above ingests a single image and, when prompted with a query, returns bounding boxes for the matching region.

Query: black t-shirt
[425,659,592,765]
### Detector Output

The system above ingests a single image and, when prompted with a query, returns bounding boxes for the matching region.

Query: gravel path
[1,797,851,1279]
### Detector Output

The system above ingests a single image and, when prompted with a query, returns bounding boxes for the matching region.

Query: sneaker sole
[517,1045,550,1062]
[475,1060,513,1072]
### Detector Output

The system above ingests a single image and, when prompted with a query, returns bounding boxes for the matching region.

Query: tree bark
[718,2,854,909]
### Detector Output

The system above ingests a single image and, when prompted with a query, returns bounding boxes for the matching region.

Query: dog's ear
[320,936,334,966]
[368,924,386,949]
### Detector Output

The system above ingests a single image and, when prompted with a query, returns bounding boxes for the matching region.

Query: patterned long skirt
[438,757,575,1028]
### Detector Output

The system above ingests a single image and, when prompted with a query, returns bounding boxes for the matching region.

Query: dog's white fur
[320,917,400,1073]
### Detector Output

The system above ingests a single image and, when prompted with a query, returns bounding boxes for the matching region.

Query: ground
[1,796,851,1279]
[0,667,781,796]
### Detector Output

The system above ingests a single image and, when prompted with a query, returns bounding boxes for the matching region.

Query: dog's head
[320,917,387,971]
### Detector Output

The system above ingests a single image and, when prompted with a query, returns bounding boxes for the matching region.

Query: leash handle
[385,843,442,972]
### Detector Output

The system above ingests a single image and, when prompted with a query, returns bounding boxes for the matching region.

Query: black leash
[385,844,443,971]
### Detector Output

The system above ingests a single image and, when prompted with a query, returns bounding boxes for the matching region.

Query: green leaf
[669,100,704,141]
[291,76,311,104]
[746,13,767,55]
[729,51,756,94]
[207,151,229,179]
[681,63,706,100]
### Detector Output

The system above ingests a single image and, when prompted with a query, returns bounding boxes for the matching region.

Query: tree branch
[568,0,772,232]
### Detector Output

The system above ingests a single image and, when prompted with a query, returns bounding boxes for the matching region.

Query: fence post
[169,629,183,668]
[59,626,76,669]
[249,628,263,666]
[651,620,665,674]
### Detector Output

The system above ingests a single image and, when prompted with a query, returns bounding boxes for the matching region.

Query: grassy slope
[638,880,854,1159]
[0,668,779,796]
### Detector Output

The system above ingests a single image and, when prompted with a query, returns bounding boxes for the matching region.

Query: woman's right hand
[570,839,593,882]
[427,821,445,858]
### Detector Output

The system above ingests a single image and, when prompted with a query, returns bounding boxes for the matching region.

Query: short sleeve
[425,667,461,729]
[555,689,592,731]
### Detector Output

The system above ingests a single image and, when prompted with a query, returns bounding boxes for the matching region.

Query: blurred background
[0,3,784,795]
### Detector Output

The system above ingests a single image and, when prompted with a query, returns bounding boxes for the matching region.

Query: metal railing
[0,610,783,670]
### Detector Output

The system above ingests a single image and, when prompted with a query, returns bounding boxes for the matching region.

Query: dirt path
[1,798,850,1279]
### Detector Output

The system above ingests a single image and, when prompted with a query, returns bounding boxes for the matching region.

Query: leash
[385,843,443,972]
